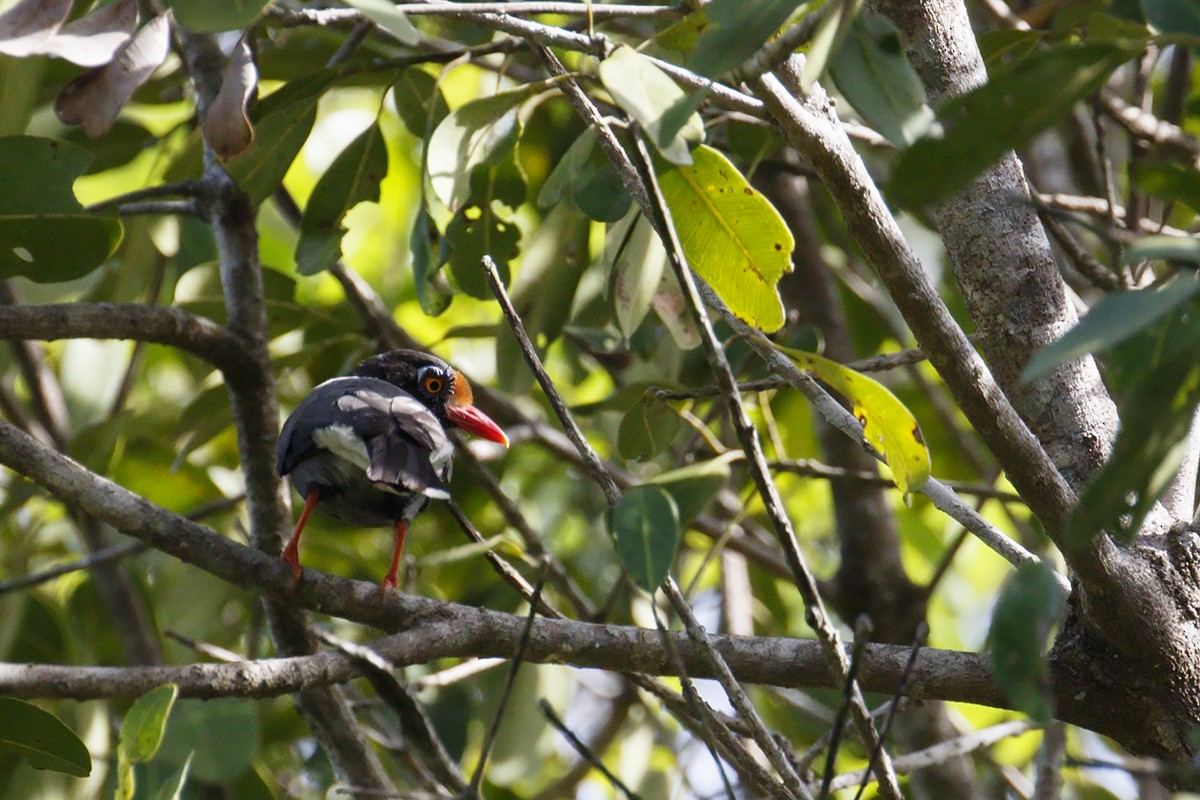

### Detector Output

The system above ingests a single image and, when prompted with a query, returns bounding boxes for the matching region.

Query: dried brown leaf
[0,0,72,57]
[201,36,257,160]
[41,0,139,67]
[55,14,172,138]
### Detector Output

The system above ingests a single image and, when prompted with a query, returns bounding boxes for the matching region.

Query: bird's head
[350,349,509,446]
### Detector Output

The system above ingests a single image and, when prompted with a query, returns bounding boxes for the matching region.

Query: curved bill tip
[446,402,509,447]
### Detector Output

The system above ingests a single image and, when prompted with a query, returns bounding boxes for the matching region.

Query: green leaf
[657,144,793,332]
[610,212,665,339]
[427,86,537,210]
[1143,0,1200,35]
[618,392,682,461]
[166,0,271,32]
[120,684,179,764]
[151,754,193,800]
[1132,161,1200,213]
[1066,333,1200,546]
[686,0,807,78]
[598,45,703,165]
[1122,234,1200,266]
[0,136,122,282]
[829,16,934,146]
[226,73,336,205]
[777,346,931,495]
[156,698,260,784]
[410,205,452,316]
[988,561,1067,723]
[887,41,1144,208]
[343,0,420,45]
[1024,274,1200,382]
[392,67,449,138]
[538,127,630,222]
[648,451,741,521]
[440,160,524,298]
[0,697,91,777]
[606,485,682,592]
[295,122,388,275]
[801,0,865,89]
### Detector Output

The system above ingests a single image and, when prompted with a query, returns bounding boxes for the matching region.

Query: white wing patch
[313,423,371,470]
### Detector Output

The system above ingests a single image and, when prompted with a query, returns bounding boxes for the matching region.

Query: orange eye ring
[423,375,444,394]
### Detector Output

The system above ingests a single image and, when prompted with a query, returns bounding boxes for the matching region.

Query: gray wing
[277,377,451,499]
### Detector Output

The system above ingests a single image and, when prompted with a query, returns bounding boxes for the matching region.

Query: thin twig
[663,577,812,799]
[539,699,643,800]
[819,616,873,800]
[469,563,549,793]
[85,180,204,213]
[481,255,622,505]
[852,622,928,800]
[770,459,1024,502]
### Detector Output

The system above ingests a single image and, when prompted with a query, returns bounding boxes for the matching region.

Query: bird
[275,349,508,591]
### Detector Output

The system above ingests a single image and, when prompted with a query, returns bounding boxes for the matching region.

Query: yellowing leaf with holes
[657,144,792,332]
[778,346,931,495]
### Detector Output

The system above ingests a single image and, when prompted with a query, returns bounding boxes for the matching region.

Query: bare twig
[539,699,643,800]
[481,255,622,505]
[820,616,873,800]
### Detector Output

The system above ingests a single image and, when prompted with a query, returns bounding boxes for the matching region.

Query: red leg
[282,490,319,582]
[380,519,409,593]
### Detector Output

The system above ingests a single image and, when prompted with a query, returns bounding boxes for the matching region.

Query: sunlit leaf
[427,85,538,210]
[599,45,702,165]
[989,561,1067,722]
[0,698,91,777]
[120,684,179,764]
[295,121,388,275]
[606,485,681,592]
[777,345,931,495]
[888,40,1144,208]
[657,144,792,332]
[609,211,665,339]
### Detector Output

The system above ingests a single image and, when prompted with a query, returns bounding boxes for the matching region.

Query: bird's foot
[379,573,398,594]
[281,546,303,586]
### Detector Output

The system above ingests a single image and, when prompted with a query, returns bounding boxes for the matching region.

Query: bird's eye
[422,374,444,395]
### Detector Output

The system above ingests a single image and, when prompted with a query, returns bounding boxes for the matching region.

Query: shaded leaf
[777,345,931,494]
[392,67,448,137]
[428,86,537,210]
[685,0,805,78]
[1121,235,1200,266]
[801,0,865,88]
[648,451,741,521]
[0,697,91,777]
[344,0,420,45]
[55,13,172,138]
[1024,274,1200,382]
[657,144,792,332]
[167,0,271,33]
[537,126,597,209]
[606,485,681,592]
[0,0,71,57]
[1066,322,1200,546]
[651,266,701,350]
[295,121,388,274]
[410,205,452,315]
[888,40,1144,208]
[599,45,702,165]
[618,392,681,461]
[441,159,524,297]
[988,561,1067,723]
[0,136,122,282]
[40,0,138,67]
[152,754,193,800]
[202,36,258,160]
[1132,161,1200,213]
[1143,0,1200,36]
[829,15,934,147]
[156,698,260,784]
